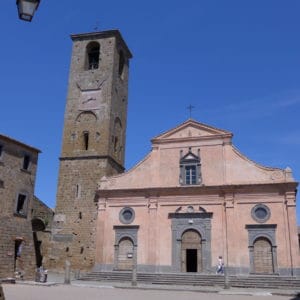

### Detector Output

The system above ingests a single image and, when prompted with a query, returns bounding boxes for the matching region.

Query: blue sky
[1,1,300,222]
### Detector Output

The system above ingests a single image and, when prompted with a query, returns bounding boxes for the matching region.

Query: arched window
[86,42,100,70]
[75,112,97,151]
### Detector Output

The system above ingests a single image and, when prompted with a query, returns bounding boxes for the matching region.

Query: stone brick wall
[0,135,40,279]
[0,216,36,279]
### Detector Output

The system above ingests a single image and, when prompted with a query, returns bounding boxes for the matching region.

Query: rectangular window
[185,165,197,185]
[16,193,27,215]
[22,155,30,170]
[83,132,89,150]
[76,184,81,198]
[0,179,3,188]
[0,145,3,157]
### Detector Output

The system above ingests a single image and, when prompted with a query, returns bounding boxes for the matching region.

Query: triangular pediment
[181,150,199,162]
[152,119,232,143]
[184,153,197,160]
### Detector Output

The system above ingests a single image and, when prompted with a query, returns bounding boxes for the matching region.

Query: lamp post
[16,0,40,22]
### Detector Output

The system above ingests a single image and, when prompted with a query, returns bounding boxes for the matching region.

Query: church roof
[151,118,232,144]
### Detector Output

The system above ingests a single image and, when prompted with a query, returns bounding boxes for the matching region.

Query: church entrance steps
[79,271,300,289]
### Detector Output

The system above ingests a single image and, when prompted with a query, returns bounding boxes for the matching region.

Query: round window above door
[251,204,271,223]
[119,207,135,224]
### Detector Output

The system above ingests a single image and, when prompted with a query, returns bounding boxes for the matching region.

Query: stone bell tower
[50,30,132,271]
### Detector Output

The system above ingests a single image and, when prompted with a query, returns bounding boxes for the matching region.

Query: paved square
[2,284,295,300]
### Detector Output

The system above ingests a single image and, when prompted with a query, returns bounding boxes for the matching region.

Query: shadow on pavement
[290,293,300,300]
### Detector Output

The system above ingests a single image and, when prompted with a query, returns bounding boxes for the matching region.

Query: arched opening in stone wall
[32,218,46,268]
[86,42,100,70]
[181,230,202,272]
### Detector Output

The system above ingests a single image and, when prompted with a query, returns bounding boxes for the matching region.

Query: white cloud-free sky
[1,1,300,222]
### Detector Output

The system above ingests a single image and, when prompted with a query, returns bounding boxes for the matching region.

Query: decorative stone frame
[179,148,202,186]
[251,203,271,223]
[169,212,212,273]
[113,225,139,270]
[245,224,278,274]
[119,207,135,224]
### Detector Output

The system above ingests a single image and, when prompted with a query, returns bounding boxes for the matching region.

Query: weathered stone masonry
[50,30,132,271]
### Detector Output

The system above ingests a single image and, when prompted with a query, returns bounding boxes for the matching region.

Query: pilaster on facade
[98,198,107,211]
[221,190,235,271]
[285,191,296,207]
[147,196,158,266]
[148,196,158,211]
[221,190,235,209]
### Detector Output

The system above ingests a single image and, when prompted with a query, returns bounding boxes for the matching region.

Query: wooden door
[253,237,273,274]
[117,238,134,270]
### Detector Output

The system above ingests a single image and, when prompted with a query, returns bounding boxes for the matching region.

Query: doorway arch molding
[113,225,139,270]
[245,224,278,274]
[169,212,213,273]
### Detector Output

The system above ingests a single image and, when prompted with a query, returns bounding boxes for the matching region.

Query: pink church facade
[95,119,299,275]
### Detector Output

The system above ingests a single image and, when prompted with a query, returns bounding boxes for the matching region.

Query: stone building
[49,30,132,271]
[95,119,299,276]
[0,134,40,279]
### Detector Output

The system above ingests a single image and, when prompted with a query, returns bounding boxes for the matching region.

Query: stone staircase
[79,271,300,290]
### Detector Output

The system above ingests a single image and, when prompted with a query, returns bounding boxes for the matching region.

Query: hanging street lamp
[16,0,40,22]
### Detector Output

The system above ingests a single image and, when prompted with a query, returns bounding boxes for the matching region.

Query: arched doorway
[181,230,202,272]
[31,218,46,268]
[253,237,274,274]
[117,237,134,270]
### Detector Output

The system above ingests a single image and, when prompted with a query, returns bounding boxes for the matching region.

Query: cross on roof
[187,104,195,119]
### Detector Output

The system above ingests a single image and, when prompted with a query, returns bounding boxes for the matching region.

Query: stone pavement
[2,283,299,300]
[1,272,300,299]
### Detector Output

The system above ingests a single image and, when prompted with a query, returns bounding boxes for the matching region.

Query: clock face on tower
[79,90,103,110]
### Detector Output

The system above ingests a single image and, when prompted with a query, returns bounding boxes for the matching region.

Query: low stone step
[79,271,300,290]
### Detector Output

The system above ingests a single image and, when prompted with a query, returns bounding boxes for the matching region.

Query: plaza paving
[2,283,299,300]
[2,273,300,300]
